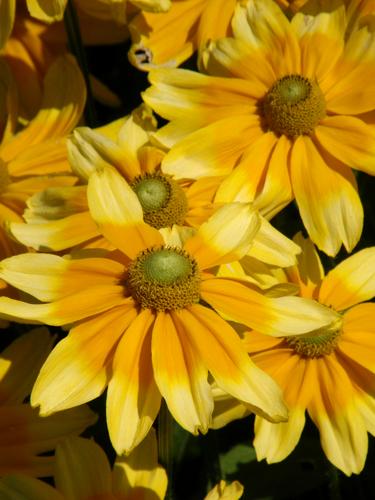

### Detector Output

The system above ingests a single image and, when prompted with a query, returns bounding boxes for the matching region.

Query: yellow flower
[9,106,300,268]
[0,430,167,499]
[238,235,375,476]
[144,0,375,256]
[0,181,338,453]
[0,54,85,259]
[204,480,244,500]
[0,328,96,477]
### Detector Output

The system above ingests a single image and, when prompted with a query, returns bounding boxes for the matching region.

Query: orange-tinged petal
[87,165,163,259]
[107,309,161,455]
[319,248,375,310]
[201,277,339,336]
[112,428,167,499]
[308,355,368,475]
[184,203,260,270]
[0,55,85,163]
[0,328,54,405]
[152,311,212,434]
[172,305,288,423]
[55,437,112,499]
[316,116,375,175]
[31,304,137,414]
[290,136,363,256]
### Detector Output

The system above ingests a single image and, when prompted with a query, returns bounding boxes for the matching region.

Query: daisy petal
[319,248,375,310]
[201,277,339,336]
[26,0,67,22]
[31,304,137,414]
[290,136,363,256]
[0,0,15,49]
[184,203,260,269]
[0,475,62,499]
[107,309,161,455]
[152,311,213,434]
[87,165,163,258]
[316,116,375,175]
[172,305,288,422]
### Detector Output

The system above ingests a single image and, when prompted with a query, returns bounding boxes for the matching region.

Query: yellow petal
[0,475,62,500]
[87,165,163,258]
[319,248,375,311]
[0,0,15,49]
[107,309,161,455]
[172,305,288,423]
[26,0,67,22]
[152,311,213,434]
[201,277,340,336]
[204,480,244,500]
[290,136,363,256]
[184,203,260,270]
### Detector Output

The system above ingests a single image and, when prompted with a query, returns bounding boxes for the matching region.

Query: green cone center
[286,317,342,358]
[126,246,201,311]
[131,173,188,229]
[262,74,326,137]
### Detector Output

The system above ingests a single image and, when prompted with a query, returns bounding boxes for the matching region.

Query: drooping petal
[87,165,163,259]
[290,136,363,256]
[152,311,213,434]
[31,304,137,415]
[0,0,15,49]
[201,277,339,336]
[184,203,260,270]
[319,248,375,310]
[172,305,288,423]
[107,309,161,455]
[54,437,112,499]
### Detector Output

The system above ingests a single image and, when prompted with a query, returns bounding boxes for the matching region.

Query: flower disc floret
[262,75,326,137]
[131,173,188,229]
[126,246,201,310]
[286,318,342,358]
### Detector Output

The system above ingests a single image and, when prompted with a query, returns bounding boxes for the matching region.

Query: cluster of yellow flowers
[0,0,374,498]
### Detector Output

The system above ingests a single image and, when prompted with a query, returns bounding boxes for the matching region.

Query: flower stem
[158,401,174,500]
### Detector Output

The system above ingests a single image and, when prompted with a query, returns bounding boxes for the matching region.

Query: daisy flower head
[0,328,96,478]
[219,234,375,476]
[144,0,375,256]
[0,430,167,499]
[0,172,339,454]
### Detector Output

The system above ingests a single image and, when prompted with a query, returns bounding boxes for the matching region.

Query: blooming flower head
[214,234,375,475]
[0,328,96,477]
[0,54,85,259]
[0,430,167,499]
[144,0,375,256]
[0,170,338,454]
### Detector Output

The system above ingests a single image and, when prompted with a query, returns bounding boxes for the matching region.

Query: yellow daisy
[0,431,167,499]
[0,175,338,454]
[0,328,96,477]
[230,234,375,476]
[0,54,85,258]
[9,107,299,268]
[143,0,375,255]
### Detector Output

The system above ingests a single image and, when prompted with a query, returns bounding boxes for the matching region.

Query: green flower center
[131,173,188,229]
[262,74,326,137]
[127,246,201,311]
[285,317,342,358]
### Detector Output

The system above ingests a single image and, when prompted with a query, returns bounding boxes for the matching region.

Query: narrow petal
[87,165,163,259]
[201,277,339,336]
[184,203,260,270]
[319,248,375,310]
[316,116,375,175]
[308,356,368,475]
[290,136,363,256]
[55,437,112,499]
[26,0,67,22]
[172,305,288,422]
[31,304,137,414]
[152,311,213,434]
[107,309,161,455]
[0,0,15,49]
[0,475,62,500]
